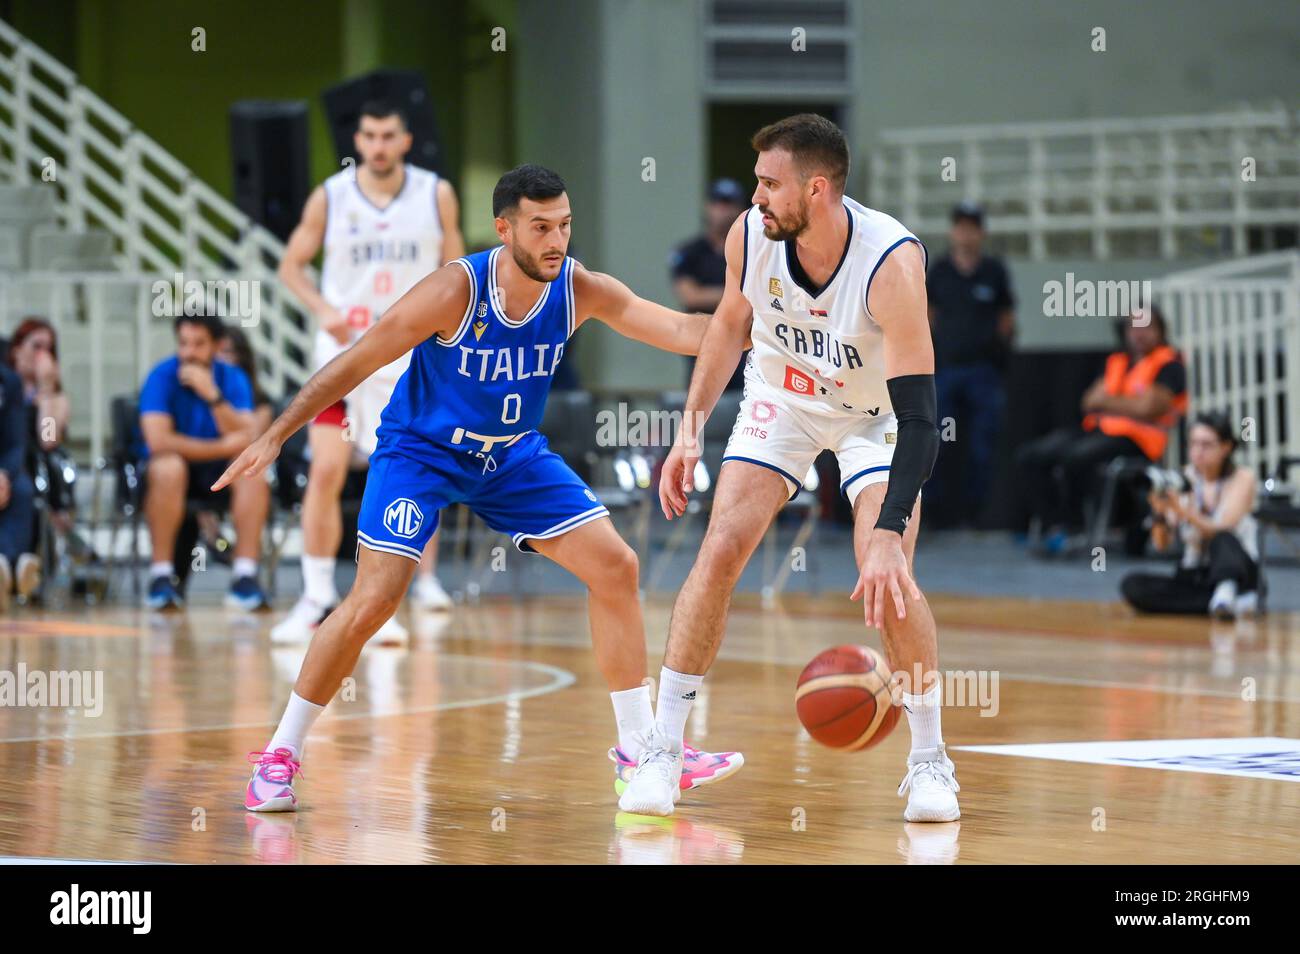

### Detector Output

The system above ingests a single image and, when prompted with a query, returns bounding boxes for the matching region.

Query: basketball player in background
[623,114,960,822]
[275,101,463,644]
[222,165,743,813]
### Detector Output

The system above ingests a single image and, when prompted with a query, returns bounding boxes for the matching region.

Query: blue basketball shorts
[355,430,609,561]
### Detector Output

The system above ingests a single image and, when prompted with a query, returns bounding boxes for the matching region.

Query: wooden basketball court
[2,593,1296,864]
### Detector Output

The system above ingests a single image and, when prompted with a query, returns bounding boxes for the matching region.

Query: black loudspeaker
[321,69,444,175]
[229,100,310,243]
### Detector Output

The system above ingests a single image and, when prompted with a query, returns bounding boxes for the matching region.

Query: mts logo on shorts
[783,365,815,395]
[384,498,424,538]
[743,400,777,439]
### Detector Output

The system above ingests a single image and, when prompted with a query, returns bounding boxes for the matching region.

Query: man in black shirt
[669,178,749,391]
[926,201,1016,525]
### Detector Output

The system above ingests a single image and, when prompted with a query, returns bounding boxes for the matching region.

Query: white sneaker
[270,596,334,644]
[1209,580,1238,619]
[414,574,453,611]
[898,744,961,822]
[14,553,41,600]
[1234,590,1259,619]
[617,731,684,817]
[373,612,409,645]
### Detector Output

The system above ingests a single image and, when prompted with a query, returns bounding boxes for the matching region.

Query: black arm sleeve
[874,373,939,536]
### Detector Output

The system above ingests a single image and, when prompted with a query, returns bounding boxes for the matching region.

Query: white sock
[610,684,654,760]
[903,684,943,758]
[150,561,173,578]
[302,555,338,606]
[232,557,258,579]
[654,667,703,751]
[267,692,326,760]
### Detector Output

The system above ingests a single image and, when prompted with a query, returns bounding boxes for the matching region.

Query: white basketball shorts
[720,391,899,508]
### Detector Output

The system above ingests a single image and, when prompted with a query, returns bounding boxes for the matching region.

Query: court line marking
[449,631,1300,702]
[0,857,144,865]
[0,656,576,745]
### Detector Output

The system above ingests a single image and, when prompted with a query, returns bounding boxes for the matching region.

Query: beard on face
[759,198,810,242]
[365,155,398,177]
[511,243,564,283]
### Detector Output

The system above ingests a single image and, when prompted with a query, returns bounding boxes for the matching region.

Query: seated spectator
[0,359,39,610]
[669,178,750,391]
[192,326,274,562]
[1017,305,1188,553]
[217,326,272,436]
[138,314,269,611]
[1121,412,1260,618]
[7,317,75,533]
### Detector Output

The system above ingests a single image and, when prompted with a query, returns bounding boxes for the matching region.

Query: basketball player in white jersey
[621,114,961,822]
[274,101,463,643]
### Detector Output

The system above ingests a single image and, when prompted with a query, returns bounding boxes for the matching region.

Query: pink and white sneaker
[245,748,302,812]
[609,741,744,798]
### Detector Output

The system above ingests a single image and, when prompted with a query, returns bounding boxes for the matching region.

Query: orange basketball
[795,645,899,750]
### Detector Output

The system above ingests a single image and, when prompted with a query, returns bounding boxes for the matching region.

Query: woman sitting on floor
[1121,411,1260,618]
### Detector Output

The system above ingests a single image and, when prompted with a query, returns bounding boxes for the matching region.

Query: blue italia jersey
[376,245,575,459]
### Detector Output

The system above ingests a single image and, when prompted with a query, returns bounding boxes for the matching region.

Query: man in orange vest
[1017,305,1188,554]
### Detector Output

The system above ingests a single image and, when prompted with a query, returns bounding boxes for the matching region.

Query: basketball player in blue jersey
[622,114,961,822]
[219,165,743,812]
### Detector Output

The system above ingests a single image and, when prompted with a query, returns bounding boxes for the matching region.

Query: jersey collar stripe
[840,464,891,493]
[437,258,478,347]
[565,258,575,338]
[351,163,409,214]
[489,246,552,327]
[783,202,854,300]
[740,208,751,288]
[864,236,925,318]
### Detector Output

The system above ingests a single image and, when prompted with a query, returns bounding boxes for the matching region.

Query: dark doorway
[707,101,845,188]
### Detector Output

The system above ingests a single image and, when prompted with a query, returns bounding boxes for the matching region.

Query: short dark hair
[492,164,567,218]
[174,313,224,340]
[751,113,849,191]
[358,99,407,129]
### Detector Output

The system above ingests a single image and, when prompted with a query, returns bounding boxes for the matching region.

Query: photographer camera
[1121,412,1261,618]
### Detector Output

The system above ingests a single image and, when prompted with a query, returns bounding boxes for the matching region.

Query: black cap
[708,178,747,205]
[951,200,985,227]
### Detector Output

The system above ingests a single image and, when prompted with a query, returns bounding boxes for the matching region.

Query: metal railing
[872,105,1300,260]
[1155,250,1300,476]
[0,18,313,398]
[0,271,307,463]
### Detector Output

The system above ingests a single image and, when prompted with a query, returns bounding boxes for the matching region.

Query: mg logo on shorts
[383,498,423,538]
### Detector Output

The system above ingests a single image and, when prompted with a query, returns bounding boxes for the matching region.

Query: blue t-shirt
[138,355,253,457]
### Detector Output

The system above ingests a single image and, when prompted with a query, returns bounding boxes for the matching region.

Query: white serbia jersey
[739,196,924,419]
[318,163,443,373]
[318,164,444,448]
